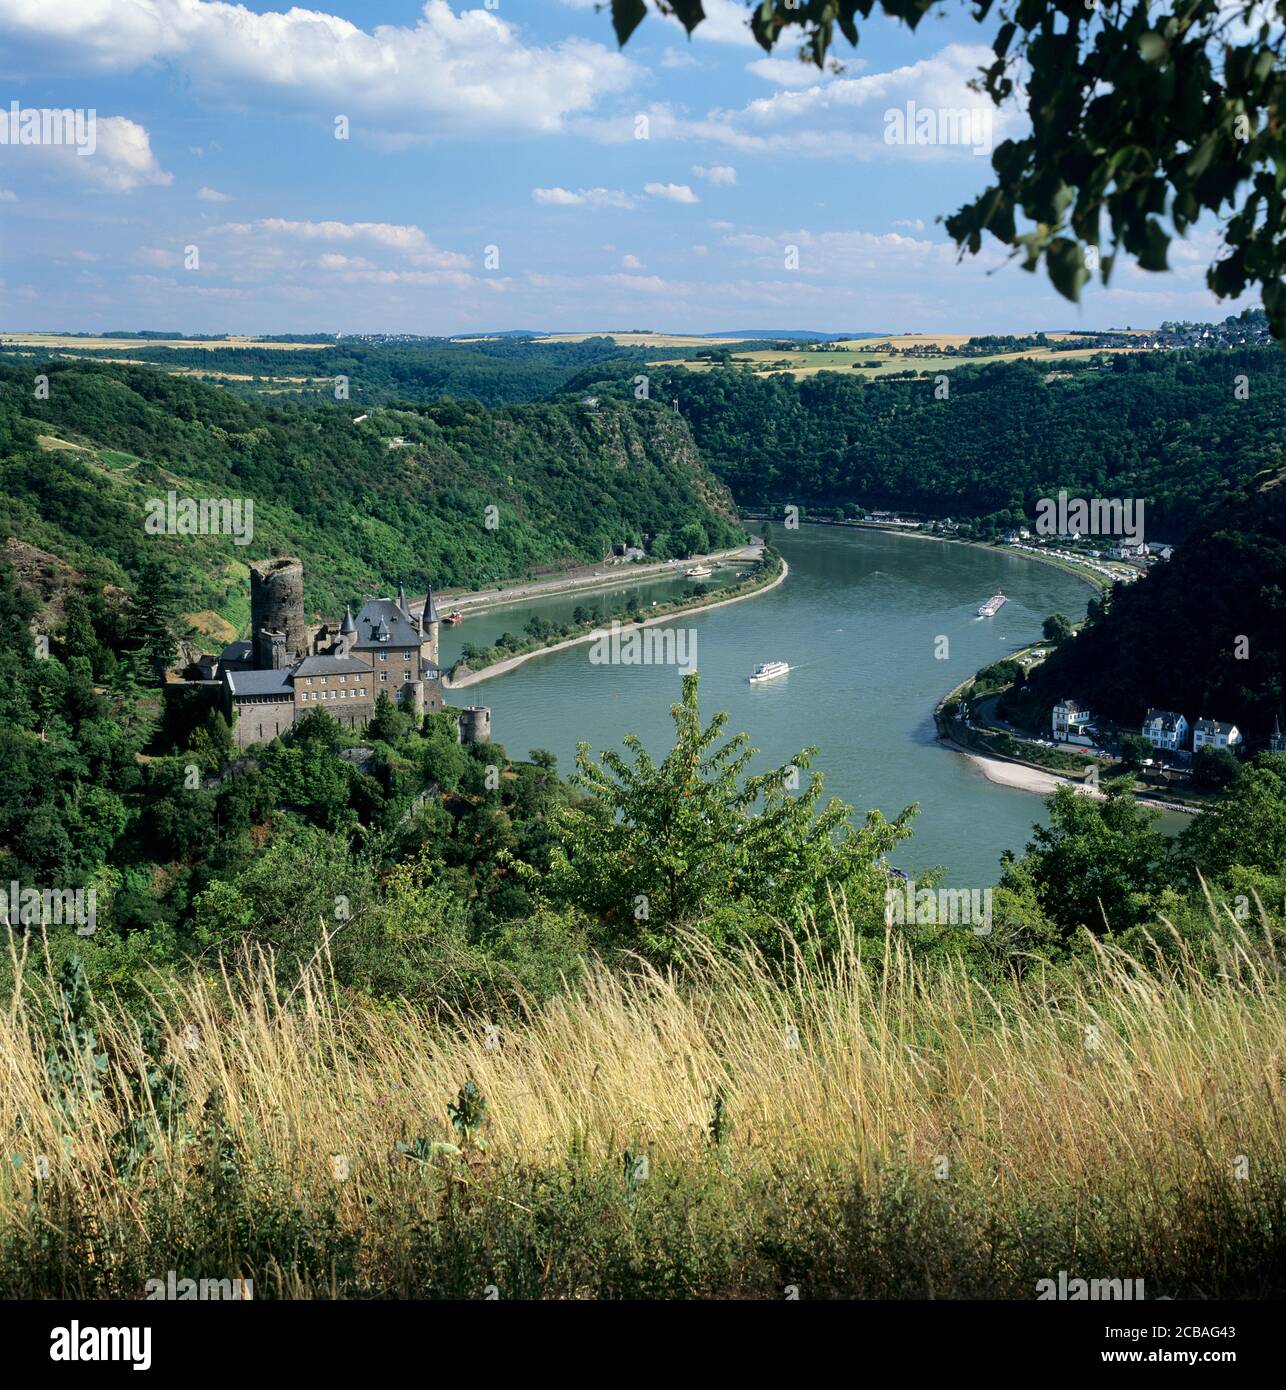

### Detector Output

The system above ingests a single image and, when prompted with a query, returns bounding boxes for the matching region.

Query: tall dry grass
[1,918,1283,1297]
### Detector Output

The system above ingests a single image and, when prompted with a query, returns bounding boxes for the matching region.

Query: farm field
[653,342,1146,378]
[0,333,329,351]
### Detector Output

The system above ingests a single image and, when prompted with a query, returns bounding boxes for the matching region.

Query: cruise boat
[443,610,464,625]
[977,592,1007,618]
[749,660,790,684]
[684,564,715,579]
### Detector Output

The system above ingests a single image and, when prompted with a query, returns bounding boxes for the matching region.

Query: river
[442,525,1132,887]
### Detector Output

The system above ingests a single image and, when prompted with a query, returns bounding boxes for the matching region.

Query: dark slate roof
[353,597,421,649]
[341,606,357,636]
[1194,718,1238,735]
[1144,709,1186,730]
[219,639,254,662]
[226,669,291,698]
[292,655,372,678]
[422,586,442,625]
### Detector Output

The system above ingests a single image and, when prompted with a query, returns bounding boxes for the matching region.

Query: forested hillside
[0,360,743,633]
[1025,465,1286,740]
[1,336,653,408]
[568,349,1286,539]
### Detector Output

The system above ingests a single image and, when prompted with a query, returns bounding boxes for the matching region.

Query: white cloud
[0,188,13,200]
[660,48,697,70]
[134,246,182,268]
[0,0,637,136]
[532,186,636,209]
[893,217,926,231]
[211,217,470,269]
[745,57,830,89]
[645,182,700,204]
[622,253,645,270]
[580,46,1019,161]
[197,185,230,202]
[692,164,737,186]
[559,0,755,46]
[5,114,173,192]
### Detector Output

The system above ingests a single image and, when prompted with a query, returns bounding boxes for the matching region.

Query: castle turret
[420,584,442,668]
[1271,714,1285,755]
[459,706,491,744]
[250,557,308,670]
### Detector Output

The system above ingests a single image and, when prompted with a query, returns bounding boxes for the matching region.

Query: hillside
[1026,465,1286,739]
[566,349,1286,539]
[0,360,743,638]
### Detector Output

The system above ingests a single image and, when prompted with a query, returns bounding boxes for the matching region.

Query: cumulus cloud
[0,0,637,136]
[211,217,470,269]
[197,185,230,201]
[745,57,831,88]
[532,186,636,209]
[580,46,1020,161]
[645,182,700,204]
[692,164,736,186]
[621,253,644,270]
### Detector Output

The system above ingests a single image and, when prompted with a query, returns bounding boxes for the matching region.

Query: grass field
[654,342,1145,380]
[2,916,1281,1299]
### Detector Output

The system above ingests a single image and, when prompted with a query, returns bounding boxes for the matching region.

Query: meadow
[3,913,1281,1299]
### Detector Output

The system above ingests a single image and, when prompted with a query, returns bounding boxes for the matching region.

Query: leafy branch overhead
[606,0,1286,338]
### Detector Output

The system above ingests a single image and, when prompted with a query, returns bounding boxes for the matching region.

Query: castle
[200,557,489,749]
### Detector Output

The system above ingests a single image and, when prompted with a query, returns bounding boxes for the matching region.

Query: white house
[1142,709,1188,753]
[1192,718,1242,754]
[1052,697,1095,743]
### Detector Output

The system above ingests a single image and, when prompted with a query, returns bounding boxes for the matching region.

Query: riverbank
[418,541,762,619]
[739,512,1112,594]
[447,554,788,690]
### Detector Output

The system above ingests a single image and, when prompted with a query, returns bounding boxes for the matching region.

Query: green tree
[1192,744,1242,789]
[1000,783,1168,937]
[130,555,180,677]
[546,673,914,959]
[1042,613,1074,644]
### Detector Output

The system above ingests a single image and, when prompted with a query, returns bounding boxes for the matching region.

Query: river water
[442,525,1107,886]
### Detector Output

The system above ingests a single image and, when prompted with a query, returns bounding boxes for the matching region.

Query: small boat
[443,610,464,626]
[685,564,715,579]
[977,592,1006,618]
[749,660,790,684]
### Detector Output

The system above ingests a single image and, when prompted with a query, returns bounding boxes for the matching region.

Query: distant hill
[1026,465,1286,741]
[0,361,744,639]
[564,348,1286,539]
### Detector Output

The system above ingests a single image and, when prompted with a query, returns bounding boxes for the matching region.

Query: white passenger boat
[749,660,790,684]
[685,564,715,578]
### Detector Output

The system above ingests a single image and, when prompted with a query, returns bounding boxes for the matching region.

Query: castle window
[380,672,387,682]
[380,652,388,661]
[340,675,346,684]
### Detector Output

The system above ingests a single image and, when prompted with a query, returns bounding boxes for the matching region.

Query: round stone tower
[250,557,308,668]
[458,706,492,744]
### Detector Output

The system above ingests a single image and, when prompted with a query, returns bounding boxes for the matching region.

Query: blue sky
[0,0,1260,335]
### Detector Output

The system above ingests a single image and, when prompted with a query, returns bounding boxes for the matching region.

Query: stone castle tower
[250,557,308,670]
